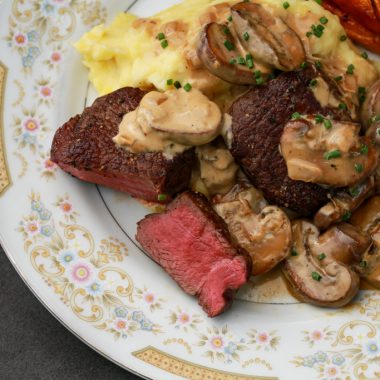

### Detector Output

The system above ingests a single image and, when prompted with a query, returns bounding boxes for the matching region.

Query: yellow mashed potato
[75,0,378,98]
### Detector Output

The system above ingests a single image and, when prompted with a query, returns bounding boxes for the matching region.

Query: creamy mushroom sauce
[114,88,222,158]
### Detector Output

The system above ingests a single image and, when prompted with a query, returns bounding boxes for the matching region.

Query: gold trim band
[0,62,11,195]
[132,346,279,380]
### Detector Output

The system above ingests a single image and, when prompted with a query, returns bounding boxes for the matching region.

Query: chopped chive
[256,77,264,85]
[324,150,341,160]
[349,186,360,197]
[355,163,363,173]
[224,40,235,51]
[318,253,326,261]
[183,83,192,92]
[243,32,250,41]
[223,26,231,35]
[237,56,246,65]
[310,79,318,87]
[156,32,165,40]
[359,260,368,268]
[346,64,355,75]
[311,24,325,38]
[306,31,312,38]
[323,119,332,129]
[158,194,167,201]
[361,51,369,59]
[291,112,301,120]
[312,271,322,281]
[358,86,366,104]
[174,81,181,89]
[161,39,169,48]
[315,114,324,123]
[340,35,347,41]
[320,16,328,24]
[227,15,232,22]
[315,61,322,70]
[301,61,308,69]
[360,144,369,155]
[314,0,322,4]
[335,75,343,82]
[246,54,254,68]
[339,103,347,110]
[229,58,237,64]
[166,78,173,86]
[342,211,352,221]
[373,115,380,122]
[283,1,290,9]
[254,70,262,78]
[291,248,298,256]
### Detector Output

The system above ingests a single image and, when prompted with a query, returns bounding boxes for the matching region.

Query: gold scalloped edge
[132,346,279,380]
[0,62,11,195]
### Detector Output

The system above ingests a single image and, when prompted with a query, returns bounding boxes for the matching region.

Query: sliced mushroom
[197,22,270,85]
[213,184,291,276]
[351,196,380,288]
[282,220,360,307]
[280,115,378,187]
[314,177,375,229]
[360,79,380,129]
[231,2,305,71]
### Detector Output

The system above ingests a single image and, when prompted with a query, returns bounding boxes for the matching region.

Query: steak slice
[229,67,351,215]
[136,191,251,317]
[51,87,196,202]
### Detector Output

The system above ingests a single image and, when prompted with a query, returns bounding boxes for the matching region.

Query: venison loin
[136,191,251,317]
[51,87,196,202]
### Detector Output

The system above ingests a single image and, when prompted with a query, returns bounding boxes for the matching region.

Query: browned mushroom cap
[282,220,360,308]
[197,22,270,85]
[360,79,380,129]
[231,2,305,71]
[314,177,375,229]
[213,185,291,276]
[280,115,378,187]
[351,196,380,288]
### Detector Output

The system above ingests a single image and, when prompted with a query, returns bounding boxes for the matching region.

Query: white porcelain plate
[1,1,380,379]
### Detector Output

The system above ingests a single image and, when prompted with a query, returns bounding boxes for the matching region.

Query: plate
[0,1,380,379]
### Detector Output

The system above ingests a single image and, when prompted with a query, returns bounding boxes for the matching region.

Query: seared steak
[229,67,351,215]
[136,191,251,317]
[51,87,196,202]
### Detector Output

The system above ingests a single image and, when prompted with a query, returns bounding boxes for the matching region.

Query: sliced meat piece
[136,191,251,317]
[229,66,351,215]
[51,87,196,202]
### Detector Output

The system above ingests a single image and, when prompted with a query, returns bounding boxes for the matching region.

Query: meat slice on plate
[136,191,251,317]
[229,66,351,216]
[51,87,196,202]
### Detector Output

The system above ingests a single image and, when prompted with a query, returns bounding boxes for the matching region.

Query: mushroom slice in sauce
[213,184,292,276]
[360,79,380,129]
[280,115,378,188]
[231,2,305,71]
[197,22,270,85]
[314,177,375,229]
[282,220,360,308]
[351,196,380,288]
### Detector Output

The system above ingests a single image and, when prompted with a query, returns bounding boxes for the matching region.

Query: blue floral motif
[57,250,76,266]
[39,208,52,221]
[40,224,54,237]
[31,200,44,212]
[365,341,379,357]
[303,355,316,368]
[114,306,128,318]
[140,319,153,331]
[27,31,38,43]
[224,342,237,355]
[41,1,56,15]
[132,311,144,323]
[86,281,103,296]
[314,351,327,363]
[331,353,345,366]
[22,133,37,144]
[28,46,40,58]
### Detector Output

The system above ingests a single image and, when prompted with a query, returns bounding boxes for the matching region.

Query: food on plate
[213,184,292,275]
[229,66,349,215]
[136,191,251,317]
[51,87,196,202]
[52,0,380,315]
[282,220,367,307]
[314,177,375,230]
[280,116,378,187]
[322,0,380,54]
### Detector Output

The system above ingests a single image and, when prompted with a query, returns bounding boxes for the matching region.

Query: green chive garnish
[359,260,368,268]
[339,103,347,110]
[324,150,341,160]
[340,35,347,41]
[227,15,232,22]
[361,52,369,59]
[312,272,322,281]
[183,83,192,92]
[246,54,254,68]
[237,56,246,65]
[315,114,324,123]
[355,163,363,173]
[346,64,355,75]
[349,186,360,197]
[310,79,318,87]
[243,32,250,41]
[156,32,165,40]
[158,194,167,201]
[291,112,301,120]
[342,211,352,221]
[360,144,369,155]
[315,61,322,70]
[174,81,181,89]
[318,253,326,261]
[161,39,169,48]
[166,78,173,86]
[323,119,332,129]
[283,2,290,9]
[320,16,328,24]
[229,58,237,64]
[291,248,298,256]
[224,40,235,51]
[256,77,264,85]
[335,75,343,82]
[223,26,231,35]
[301,62,308,69]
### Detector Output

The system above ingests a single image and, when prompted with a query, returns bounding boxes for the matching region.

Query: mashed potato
[75,0,378,98]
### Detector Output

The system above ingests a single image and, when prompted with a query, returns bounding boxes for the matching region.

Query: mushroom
[280,115,378,187]
[231,2,306,71]
[360,79,380,129]
[314,177,375,229]
[213,184,292,276]
[197,22,271,85]
[351,196,380,288]
[282,220,362,307]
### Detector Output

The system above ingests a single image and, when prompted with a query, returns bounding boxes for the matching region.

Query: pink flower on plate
[311,330,323,341]
[114,319,128,331]
[26,221,40,236]
[258,332,269,343]
[14,33,27,46]
[70,262,93,285]
[44,157,56,170]
[143,292,155,304]
[40,86,52,98]
[23,118,40,133]
[60,202,72,213]
[178,312,190,324]
[50,51,61,63]
[210,336,224,350]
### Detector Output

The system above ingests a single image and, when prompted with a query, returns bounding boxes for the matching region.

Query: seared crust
[229,67,351,215]
[51,87,196,202]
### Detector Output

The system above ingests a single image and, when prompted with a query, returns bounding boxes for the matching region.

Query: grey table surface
[0,244,142,380]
